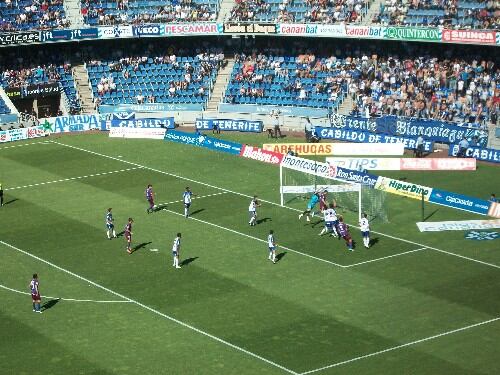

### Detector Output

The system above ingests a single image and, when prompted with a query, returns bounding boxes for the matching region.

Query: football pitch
[1,132,499,375]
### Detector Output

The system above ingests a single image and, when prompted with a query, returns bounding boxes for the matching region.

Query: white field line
[0,239,298,375]
[49,141,500,270]
[156,191,228,207]
[163,208,345,268]
[299,316,500,375]
[0,284,132,303]
[5,167,142,191]
[0,141,50,150]
[343,247,428,268]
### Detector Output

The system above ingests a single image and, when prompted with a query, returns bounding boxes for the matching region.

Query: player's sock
[33,303,36,312]
[184,207,188,217]
[36,303,40,312]
[107,231,110,239]
[113,230,116,237]
[319,227,326,235]
[306,216,310,222]
[272,253,276,263]
[298,214,303,219]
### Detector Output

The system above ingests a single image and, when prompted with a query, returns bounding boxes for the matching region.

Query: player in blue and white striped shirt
[105,208,116,240]
[268,230,277,264]
[183,187,197,218]
[172,233,181,269]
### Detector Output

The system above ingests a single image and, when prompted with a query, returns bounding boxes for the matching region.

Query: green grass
[0,132,499,375]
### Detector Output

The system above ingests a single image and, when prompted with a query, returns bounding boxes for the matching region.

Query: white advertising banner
[109,127,166,139]
[326,157,477,171]
[331,143,405,156]
[417,220,500,232]
[280,154,337,179]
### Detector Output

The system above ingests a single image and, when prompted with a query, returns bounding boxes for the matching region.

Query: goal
[279,162,388,223]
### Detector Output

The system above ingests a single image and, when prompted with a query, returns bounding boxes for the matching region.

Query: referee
[0,182,3,206]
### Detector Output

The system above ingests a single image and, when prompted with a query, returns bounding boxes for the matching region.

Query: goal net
[280,160,388,223]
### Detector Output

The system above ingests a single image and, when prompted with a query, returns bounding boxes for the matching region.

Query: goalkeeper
[298,191,320,222]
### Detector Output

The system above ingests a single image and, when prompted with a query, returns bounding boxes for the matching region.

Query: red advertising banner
[400,158,476,171]
[442,29,496,44]
[239,145,284,165]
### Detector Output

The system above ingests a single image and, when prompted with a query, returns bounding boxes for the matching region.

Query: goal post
[279,163,363,222]
[279,158,388,223]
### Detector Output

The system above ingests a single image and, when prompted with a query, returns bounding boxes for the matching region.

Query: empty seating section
[224,54,349,109]
[0,0,68,31]
[376,0,499,29]
[86,55,221,107]
[0,96,10,114]
[81,0,219,26]
[230,0,369,22]
[0,65,80,111]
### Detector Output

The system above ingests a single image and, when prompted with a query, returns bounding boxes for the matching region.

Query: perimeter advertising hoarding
[263,143,333,156]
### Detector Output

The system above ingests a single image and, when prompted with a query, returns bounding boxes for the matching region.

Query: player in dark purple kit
[125,218,134,254]
[337,216,354,251]
[29,273,42,313]
[145,184,155,214]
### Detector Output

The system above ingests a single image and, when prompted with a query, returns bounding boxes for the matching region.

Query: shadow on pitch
[424,209,440,222]
[116,231,124,238]
[369,237,379,247]
[131,241,152,253]
[275,252,287,263]
[180,257,199,267]
[42,299,60,311]
[3,199,18,206]
[189,209,205,217]
[256,217,272,224]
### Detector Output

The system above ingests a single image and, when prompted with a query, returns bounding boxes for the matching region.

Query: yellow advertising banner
[262,143,333,155]
[374,176,433,201]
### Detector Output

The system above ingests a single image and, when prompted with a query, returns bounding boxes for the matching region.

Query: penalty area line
[0,239,298,375]
[156,191,229,207]
[48,140,500,271]
[5,167,142,191]
[343,247,428,268]
[0,284,132,303]
[162,209,345,268]
[299,315,500,375]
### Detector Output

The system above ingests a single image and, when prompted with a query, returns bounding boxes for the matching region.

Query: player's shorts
[269,246,275,252]
[31,293,41,302]
[320,202,327,210]
[184,202,191,208]
[325,221,334,229]
[172,250,178,256]
[342,234,352,243]
[107,223,114,230]
[148,199,154,206]
[362,231,369,237]
[126,234,132,242]
[249,210,256,218]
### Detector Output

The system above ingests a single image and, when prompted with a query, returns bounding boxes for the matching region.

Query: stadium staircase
[217,0,235,21]
[206,58,235,112]
[73,65,95,114]
[362,0,385,25]
[488,125,500,150]
[336,93,355,115]
[64,0,85,27]
[0,87,19,116]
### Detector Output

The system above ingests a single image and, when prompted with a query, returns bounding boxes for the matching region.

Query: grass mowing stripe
[50,140,500,271]
[156,191,228,207]
[162,208,345,268]
[299,315,500,375]
[0,284,132,303]
[4,167,142,191]
[0,239,299,375]
[343,247,429,268]
[0,141,49,150]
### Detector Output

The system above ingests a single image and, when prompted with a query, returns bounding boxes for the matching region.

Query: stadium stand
[224,53,348,110]
[86,50,225,108]
[0,0,69,31]
[0,96,11,115]
[230,0,370,22]
[0,50,81,114]
[81,0,220,25]
[348,54,499,125]
[375,0,499,29]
